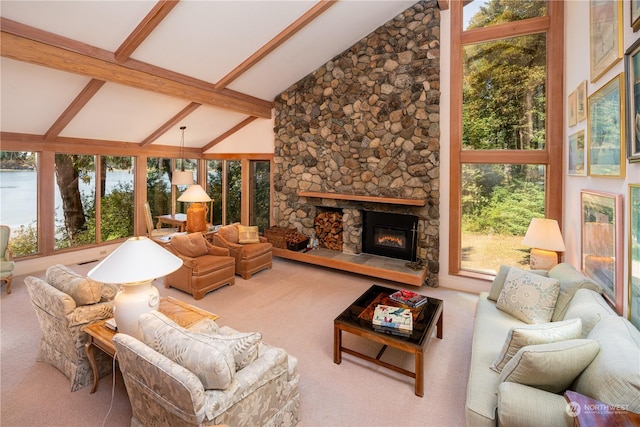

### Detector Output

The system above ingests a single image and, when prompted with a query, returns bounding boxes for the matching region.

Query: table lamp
[177,184,212,233]
[522,218,566,270]
[87,236,182,339]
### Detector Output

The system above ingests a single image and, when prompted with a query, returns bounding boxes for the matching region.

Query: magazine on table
[389,289,428,308]
[372,304,413,331]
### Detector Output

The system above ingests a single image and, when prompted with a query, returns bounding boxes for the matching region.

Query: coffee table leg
[437,308,443,339]
[85,340,99,394]
[334,324,342,364]
[415,349,424,397]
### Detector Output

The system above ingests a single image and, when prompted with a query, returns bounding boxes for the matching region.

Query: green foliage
[8,223,38,256]
[226,161,242,224]
[251,161,271,232]
[207,160,223,225]
[100,182,134,241]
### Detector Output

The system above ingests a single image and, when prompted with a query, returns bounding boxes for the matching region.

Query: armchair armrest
[210,234,244,252]
[69,300,114,328]
[167,245,197,268]
[497,382,572,427]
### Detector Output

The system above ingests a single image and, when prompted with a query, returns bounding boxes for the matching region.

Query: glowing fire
[377,235,405,248]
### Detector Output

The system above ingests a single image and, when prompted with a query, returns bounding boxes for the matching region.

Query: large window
[225,160,242,224]
[250,160,270,232]
[99,156,134,242]
[450,0,563,277]
[206,160,223,226]
[0,151,38,256]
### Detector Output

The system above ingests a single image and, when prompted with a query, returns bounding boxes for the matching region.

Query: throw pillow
[488,266,549,302]
[138,311,236,390]
[562,288,616,337]
[46,264,102,306]
[171,233,208,258]
[499,339,600,393]
[218,224,239,244]
[490,318,582,373]
[238,225,260,244]
[188,320,261,369]
[548,263,602,321]
[496,268,560,324]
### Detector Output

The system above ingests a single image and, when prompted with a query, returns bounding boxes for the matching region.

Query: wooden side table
[564,390,640,426]
[83,296,218,393]
[156,213,187,232]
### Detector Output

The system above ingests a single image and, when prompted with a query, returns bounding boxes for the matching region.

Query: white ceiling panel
[59,83,191,143]
[152,105,249,148]
[0,1,153,52]
[131,1,315,84]
[0,58,91,134]
[228,0,418,100]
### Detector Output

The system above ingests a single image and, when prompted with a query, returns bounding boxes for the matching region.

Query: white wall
[564,1,640,317]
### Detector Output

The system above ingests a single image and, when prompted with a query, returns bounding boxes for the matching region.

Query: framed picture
[590,0,623,83]
[630,184,640,330]
[581,190,623,314]
[587,73,626,178]
[568,90,577,126]
[633,0,640,32]
[576,80,587,122]
[568,130,586,176]
[625,38,640,162]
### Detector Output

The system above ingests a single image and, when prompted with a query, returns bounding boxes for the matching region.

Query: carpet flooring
[1,257,478,427]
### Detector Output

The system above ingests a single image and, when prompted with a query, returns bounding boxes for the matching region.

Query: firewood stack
[314,211,343,251]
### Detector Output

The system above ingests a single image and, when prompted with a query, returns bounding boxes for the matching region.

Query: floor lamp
[87,236,182,339]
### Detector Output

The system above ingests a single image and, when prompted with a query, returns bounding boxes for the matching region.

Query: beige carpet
[1,257,477,427]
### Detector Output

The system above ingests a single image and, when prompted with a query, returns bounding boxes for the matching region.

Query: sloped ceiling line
[202,116,258,152]
[140,102,202,148]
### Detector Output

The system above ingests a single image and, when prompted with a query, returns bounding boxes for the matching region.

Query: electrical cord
[100,352,117,427]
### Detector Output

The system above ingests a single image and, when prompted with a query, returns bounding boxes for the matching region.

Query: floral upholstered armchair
[25,264,119,391]
[113,312,300,427]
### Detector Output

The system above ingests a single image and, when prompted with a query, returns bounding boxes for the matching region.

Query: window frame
[449,0,564,279]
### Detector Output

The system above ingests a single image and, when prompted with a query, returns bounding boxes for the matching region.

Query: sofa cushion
[172,233,209,258]
[488,266,548,302]
[573,315,640,413]
[218,224,239,244]
[562,288,616,337]
[498,339,600,393]
[138,311,236,390]
[548,263,601,321]
[46,264,102,306]
[496,268,560,324]
[491,318,582,373]
[189,320,261,370]
[238,225,260,244]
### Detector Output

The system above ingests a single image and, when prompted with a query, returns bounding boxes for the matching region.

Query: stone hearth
[272,1,440,286]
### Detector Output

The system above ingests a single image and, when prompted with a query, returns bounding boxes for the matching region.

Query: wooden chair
[0,225,15,294]
[143,201,178,241]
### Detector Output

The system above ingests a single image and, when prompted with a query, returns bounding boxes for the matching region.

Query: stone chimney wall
[272,0,441,286]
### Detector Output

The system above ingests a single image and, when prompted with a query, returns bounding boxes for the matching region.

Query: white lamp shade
[522,218,566,252]
[171,170,194,185]
[88,236,182,284]
[177,184,212,203]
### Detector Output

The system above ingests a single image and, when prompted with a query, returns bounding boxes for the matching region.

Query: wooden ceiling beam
[44,79,106,141]
[0,19,273,118]
[139,102,201,147]
[115,0,180,62]
[216,0,338,89]
[201,116,258,153]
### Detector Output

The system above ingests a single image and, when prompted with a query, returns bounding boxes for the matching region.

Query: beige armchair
[0,225,15,294]
[165,233,235,300]
[209,224,273,280]
[24,264,118,391]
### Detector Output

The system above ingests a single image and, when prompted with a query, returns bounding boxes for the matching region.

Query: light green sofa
[465,263,640,426]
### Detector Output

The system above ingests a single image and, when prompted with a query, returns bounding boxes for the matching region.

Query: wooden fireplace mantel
[298,191,426,207]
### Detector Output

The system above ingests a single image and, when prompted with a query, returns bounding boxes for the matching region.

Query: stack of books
[372,304,413,337]
[389,289,429,308]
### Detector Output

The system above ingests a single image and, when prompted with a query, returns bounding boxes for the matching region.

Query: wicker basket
[286,232,310,251]
[265,226,296,249]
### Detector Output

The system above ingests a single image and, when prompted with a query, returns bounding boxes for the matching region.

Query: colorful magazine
[389,289,428,308]
[372,304,413,331]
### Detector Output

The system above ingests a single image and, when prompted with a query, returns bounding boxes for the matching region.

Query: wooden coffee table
[83,296,218,393]
[334,284,443,397]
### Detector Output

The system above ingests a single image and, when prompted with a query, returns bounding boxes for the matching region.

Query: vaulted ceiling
[1,0,423,154]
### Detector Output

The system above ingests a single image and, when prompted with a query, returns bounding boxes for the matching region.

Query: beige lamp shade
[87,236,182,338]
[522,218,566,270]
[171,170,194,185]
[178,184,212,233]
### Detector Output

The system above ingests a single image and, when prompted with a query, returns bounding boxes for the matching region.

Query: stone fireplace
[272,1,440,286]
[362,211,418,261]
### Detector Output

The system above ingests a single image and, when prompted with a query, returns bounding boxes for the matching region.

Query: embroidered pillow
[499,339,600,393]
[497,268,560,324]
[138,311,235,390]
[46,264,102,306]
[489,266,549,302]
[238,225,260,244]
[491,318,582,373]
